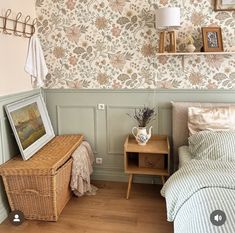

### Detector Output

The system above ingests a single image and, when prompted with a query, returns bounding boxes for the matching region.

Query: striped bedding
[189,131,235,161]
[178,145,192,168]
[161,159,235,233]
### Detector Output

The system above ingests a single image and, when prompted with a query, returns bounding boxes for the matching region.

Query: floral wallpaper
[36,0,235,89]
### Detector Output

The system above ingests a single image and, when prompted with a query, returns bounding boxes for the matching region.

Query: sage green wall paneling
[57,105,98,152]
[0,89,41,224]
[0,120,8,223]
[106,105,157,155]
[0,120,3,165]
[158,107,171,136]
[1,117,19,163]
[44,89,235,184]
[45,89,160,183]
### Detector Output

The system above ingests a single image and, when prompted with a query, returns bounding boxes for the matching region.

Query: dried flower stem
[127,106,157,127]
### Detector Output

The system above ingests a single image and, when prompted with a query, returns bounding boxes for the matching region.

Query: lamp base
[159,30,176,53]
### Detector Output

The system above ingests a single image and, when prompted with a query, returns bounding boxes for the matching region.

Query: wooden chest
[0,135,83,221]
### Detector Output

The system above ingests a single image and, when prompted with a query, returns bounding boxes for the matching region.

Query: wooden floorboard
[0,181,173,233]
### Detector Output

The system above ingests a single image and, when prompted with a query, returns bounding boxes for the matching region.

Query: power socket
[96,157,103,164]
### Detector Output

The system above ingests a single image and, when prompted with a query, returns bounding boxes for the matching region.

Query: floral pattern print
[36,0,235,89]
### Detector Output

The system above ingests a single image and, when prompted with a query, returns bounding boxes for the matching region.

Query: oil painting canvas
[5,95,55,160]
[10,102,46,150]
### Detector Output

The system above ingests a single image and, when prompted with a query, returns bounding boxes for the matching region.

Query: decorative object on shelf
[185,35,196,52]
[132,126,152,146]
[155,7,181,53]
[5,95,55,160]
[0,9,37,38]
[215,0,235,11]
[202,27,223,52]
[128,107,157,145]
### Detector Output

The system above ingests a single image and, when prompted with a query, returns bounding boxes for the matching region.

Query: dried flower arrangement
[186,35,194,45]
[128,107,157,127]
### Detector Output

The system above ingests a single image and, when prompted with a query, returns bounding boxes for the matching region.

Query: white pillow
[188,106,235,136]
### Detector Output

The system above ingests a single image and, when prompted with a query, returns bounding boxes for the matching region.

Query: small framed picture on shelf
[201,27,224,52]
[215,0,235,11]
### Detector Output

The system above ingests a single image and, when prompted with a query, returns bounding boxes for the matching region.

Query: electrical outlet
[97,104,105,110]
[96,158,103,164]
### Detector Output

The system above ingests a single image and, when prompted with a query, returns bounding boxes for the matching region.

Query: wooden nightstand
[124,135,170,199]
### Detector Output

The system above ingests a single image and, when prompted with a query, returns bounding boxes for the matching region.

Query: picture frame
[201,27,224,52]
[215,0,235,11]
[5,94,55,160]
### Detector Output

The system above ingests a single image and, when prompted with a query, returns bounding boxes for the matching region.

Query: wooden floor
[0,181,173,233]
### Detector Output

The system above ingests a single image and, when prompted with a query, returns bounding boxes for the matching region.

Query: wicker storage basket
[0,135,83,221]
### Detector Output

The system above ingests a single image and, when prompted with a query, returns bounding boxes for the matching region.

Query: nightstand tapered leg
[126,174,133,199]
[161,176,165,185]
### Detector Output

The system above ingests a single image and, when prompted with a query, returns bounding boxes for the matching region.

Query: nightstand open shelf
[124,135,170,199]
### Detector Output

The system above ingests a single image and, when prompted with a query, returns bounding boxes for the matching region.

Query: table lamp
[155,7,181,53]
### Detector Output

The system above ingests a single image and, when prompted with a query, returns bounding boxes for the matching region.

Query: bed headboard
[172,101,235,170]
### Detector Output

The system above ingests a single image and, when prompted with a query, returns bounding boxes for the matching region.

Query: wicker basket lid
[0,135,83,176]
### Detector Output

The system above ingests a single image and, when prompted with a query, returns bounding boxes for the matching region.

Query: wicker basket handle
[23,189,40,195]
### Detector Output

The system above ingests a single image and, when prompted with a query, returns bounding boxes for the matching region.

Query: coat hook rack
[0,8,36,38]
[14,12,22,36]
[23,15,31,38]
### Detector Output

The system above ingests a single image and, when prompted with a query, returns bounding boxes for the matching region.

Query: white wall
[0,1,36,96]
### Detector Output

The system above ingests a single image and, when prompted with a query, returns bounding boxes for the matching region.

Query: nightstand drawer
[139,153,164,169]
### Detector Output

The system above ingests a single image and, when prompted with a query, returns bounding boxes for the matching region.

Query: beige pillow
[188,106,235,135]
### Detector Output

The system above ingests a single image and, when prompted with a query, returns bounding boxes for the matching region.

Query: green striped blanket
[161,159,235,222]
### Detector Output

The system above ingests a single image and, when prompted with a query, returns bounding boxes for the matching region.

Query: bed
[178,145,192,168]
[161,102,235,233]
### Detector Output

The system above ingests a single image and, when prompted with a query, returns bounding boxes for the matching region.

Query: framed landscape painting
[5,94,55,160]
[215,0,235,11]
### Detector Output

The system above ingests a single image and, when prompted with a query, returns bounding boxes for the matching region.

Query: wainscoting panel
[44,89,235,184]
[0,120,3,165]
[0,89,41,223]
[107,105,141,155]
[45,90,161,183]
[57,105,98,152]
[106,105,159,155]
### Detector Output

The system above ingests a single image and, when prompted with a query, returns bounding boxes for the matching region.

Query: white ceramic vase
[132,126,152,146]
[186,44,196,52]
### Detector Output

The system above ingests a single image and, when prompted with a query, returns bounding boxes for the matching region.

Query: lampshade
[155,7,181,28]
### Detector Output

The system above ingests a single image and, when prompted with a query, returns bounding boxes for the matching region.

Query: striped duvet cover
[161,159,235,233]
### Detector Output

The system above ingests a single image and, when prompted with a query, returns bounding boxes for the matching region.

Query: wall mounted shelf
[156,51,235,71]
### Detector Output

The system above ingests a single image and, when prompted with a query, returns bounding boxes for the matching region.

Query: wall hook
[23,15,31,38]
[31,18,37,36]
[3,9,12,35]
[14,12,22,36]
